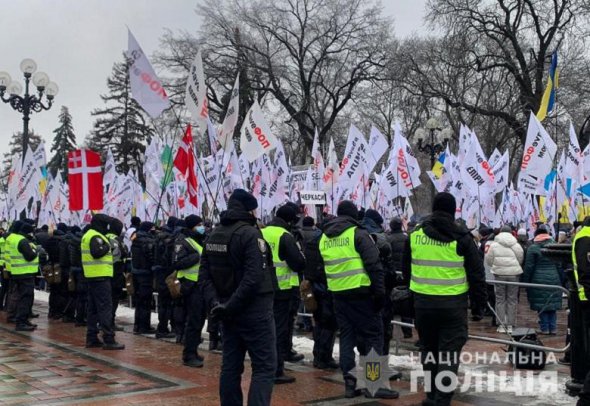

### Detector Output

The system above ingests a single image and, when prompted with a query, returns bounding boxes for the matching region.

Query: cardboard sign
[300,190,326,205]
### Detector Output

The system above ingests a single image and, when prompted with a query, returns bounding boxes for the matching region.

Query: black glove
[210,303,228,322]
[372,294,386,312]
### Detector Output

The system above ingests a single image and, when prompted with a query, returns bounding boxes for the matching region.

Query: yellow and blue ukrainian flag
[536,52,558,122]
[431,152,446,179]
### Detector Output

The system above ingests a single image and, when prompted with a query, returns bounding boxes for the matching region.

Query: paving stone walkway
[0,290,578,405]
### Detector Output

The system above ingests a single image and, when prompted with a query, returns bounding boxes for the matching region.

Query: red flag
[68,149,103,210]
[173,125,198,208]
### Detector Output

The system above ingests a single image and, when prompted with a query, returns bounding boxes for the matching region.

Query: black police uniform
[12,223,40,330]
[301,225,338,369]
[200,194,277,406]
[131,225,156,334]
[174,226,205,366]
[69,229,87,326]
[402,207,487,406]
[153,222,176,338]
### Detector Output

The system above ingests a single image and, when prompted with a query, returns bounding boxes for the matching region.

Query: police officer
[200,189,276,406]
[301,216,338,370]
[319,201,398,399]
[572,217,590,406]
[153,217,178,339]
[402,192,486,406]
[131,221,156,334]
[58,223,76,323]
[261,204,305,384]
[43,225,66,320]
[7,220,40,331]
[106,218,127,331]
[387,217,413,340]
[82,214,125,350]
[69,225,87,326]
[174,214,205,367]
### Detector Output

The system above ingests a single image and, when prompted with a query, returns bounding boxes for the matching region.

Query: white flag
[185,48,209,125]
[13,146,39,214]
[518,112,557,193]
[564,122,583,186]
[460,133,495,194]
[310,128,325,190]
[218,74,240,150]
[492,150,509,193]
[336,125,369,201]
[240,101,280,162]
[366,126,388,174]
[127,29,169,118]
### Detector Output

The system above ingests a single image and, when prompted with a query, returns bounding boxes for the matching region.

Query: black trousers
[312,285,337,363]
[61,269,76,319]
[133,274,153,332]
[334,297,383,380]
[274,297,291,376]
[415,306,468,406]
[72,269,87,324]
[220,296,276,406]
[111,270,125,325]
[0,273,9,310]
[14,277,35,327]
[180,278,203,361]
[287,287,299,353]
[86,279,115,343]
[156,275,174,333]
[48,272,69,318]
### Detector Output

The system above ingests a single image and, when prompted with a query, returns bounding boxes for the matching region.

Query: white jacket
[484,232,524,276]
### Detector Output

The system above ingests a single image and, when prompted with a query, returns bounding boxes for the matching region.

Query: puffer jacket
[521,235,563,311]
[484,232,524,276]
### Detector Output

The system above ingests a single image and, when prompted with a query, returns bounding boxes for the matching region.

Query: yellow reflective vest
[7,234,39,276]
[409,228,468,296]
[177,238,202,282]
[81,229,113,278]
[261,226,299,290]
[319,226,371,292]
[572,226,590,302]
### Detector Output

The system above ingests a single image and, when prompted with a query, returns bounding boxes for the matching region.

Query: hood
[91,214,110,235]
[419,211,470,243]
[221,198,257,226]
[361,216,383,234]
[322,216,359,238]
[268,216,290,231]
[533,234,552,243]
[494,232,518,247]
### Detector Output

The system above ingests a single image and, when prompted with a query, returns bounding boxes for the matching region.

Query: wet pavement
[0,289,578,405]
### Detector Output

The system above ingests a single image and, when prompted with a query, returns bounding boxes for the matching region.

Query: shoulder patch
[258,238,267,253]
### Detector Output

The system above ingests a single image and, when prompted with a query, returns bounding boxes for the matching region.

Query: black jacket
[320,215,385,298]
[401,211,487,309]
[131,230,155,274]
[300,227,325,284]
[574,224,590,307]
[199,199,275,315]
[387,230,408,289]
[59,233,72,269]
[153,227,175,276]
[266,217,306,299]
[173,229,201,272]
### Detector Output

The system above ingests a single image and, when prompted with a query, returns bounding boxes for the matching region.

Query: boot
[208,339,218,351]
[15,324,35,332]
[103,341,125,350]
[183,357,204,368]
[274,374,296,384]
[344,377,362,398]
[85,339,104,348]
[365,387,399,399]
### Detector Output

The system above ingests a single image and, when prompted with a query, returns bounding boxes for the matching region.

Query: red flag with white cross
[68,149,104,210]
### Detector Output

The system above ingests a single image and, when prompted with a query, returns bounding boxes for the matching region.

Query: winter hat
[175,219,186,229]
[167,216,179,229]
[130,216,141,228]
[432,192,456,216]
[20,222,35,235]
[302,216,315,227]
[389,217,402,232]
[283,201,301,214]
[109,218,124,236]
[139,221,155,232]
[337,200,358,220]
[517,228,527,236]
[534,224,549,236]
[229,189,258,211]
[276,205,298,223]
[56,223,68,233]
[365,209,384,226]
[10,220,23,234]
[500,225,512,233]
[70,225,81,234]
[185,215,203,230]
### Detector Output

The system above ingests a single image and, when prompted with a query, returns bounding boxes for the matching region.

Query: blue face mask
[195,225,206,235]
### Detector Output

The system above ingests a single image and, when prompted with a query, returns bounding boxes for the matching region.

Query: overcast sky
[0,0,427,162]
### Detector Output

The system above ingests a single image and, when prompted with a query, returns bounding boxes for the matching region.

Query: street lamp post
[0,58,59,161]
[415,118,451,198]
